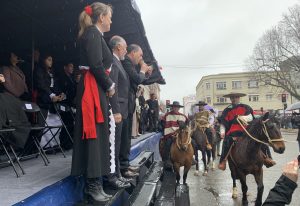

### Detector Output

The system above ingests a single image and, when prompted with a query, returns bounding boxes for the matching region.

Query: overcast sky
[136,0,299,103]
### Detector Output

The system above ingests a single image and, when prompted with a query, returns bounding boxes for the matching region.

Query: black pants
[148,112,158,132]
[205,127,213,145]
[119,117,131,169]
[162,138,173,161]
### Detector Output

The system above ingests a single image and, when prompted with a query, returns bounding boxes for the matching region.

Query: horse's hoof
[211,162,215,170]
[254,201,262,206]
[232,187,238,199]
[203,171,208,176]
[194,171,200,176]
[242,199,248,206]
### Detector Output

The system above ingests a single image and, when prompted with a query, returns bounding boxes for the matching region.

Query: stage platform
[0,132,161,206]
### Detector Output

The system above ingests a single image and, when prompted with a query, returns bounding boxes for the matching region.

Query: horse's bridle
[175,128,192,151]
[237,117,285,146]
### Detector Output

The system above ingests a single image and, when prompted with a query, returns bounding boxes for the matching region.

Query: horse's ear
[262,112,269,121]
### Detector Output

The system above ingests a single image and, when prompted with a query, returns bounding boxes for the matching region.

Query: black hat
[168,101,184,108]
[195,101,207,106]
[223,92,246,98]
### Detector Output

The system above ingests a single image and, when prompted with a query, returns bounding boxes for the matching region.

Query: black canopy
[0,0,157,66]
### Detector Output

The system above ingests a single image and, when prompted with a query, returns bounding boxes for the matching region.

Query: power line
[161,63,250,69]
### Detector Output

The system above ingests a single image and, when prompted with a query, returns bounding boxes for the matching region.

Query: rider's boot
[163,138,173,170]
[262,145,276,168]
[206,128,213,150]
[218,137,232,171]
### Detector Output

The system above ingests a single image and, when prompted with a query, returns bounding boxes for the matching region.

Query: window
[206,97,211,104]
[249,95,259,102]
[206,82,211,90]
[266,94,273,101]
[264,79,271,85]
[217,96,227,103]
[232,81,242,89]
[216,82,226,90]
[248,80,258,88]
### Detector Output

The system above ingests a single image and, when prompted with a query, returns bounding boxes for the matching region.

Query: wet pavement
[187,131,300,206]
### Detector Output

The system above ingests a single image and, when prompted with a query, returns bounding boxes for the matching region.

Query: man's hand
[0,74,5,83]
[140,61,151,74]
[107,88,115,97]
[51,96,60,102]
[282,160,298,183]
[113,113,122,123]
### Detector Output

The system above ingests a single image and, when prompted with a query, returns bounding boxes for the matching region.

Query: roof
[0,0,156,65]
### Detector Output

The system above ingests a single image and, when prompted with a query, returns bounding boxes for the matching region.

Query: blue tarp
[14,133,162,206]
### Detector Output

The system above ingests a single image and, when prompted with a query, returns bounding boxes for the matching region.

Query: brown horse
[170,121,194,184]
[228,112,285,206]
[191,121,216,176]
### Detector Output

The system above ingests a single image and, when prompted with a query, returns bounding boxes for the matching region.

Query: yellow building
[196,72,297,113]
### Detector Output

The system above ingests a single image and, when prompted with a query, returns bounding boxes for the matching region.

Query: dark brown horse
[228,112,285,206]
[170,121,194,184]
[191,122,216,176]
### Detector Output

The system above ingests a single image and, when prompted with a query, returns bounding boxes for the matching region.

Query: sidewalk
[281,128,298,133]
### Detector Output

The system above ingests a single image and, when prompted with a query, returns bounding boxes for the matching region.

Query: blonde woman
[71,2,115,203]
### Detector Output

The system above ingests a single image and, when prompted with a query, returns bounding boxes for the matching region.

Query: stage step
[154,170,176,206]
[128,161,163,206]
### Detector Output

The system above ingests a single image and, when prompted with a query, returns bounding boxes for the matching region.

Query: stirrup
[206,143,212,150]
[218,160,226,171]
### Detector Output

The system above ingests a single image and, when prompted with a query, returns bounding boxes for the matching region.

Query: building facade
[196,72,298,113]
[183,95,197,116]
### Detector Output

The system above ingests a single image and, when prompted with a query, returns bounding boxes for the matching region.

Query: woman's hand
[0,74,5,83]
[282,160,298,183]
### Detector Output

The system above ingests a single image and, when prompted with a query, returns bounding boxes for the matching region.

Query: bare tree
[248,5,300,100]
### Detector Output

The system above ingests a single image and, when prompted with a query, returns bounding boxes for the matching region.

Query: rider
[161,101,188,169]
[218,92,276,171]
[193,101,214,150]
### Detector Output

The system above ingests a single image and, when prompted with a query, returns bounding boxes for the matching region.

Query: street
[188,130,300,206]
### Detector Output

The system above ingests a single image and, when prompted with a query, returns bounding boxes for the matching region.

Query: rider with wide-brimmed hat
[193,101,214,150]
[161,101,188,169]
[218,92,276,170]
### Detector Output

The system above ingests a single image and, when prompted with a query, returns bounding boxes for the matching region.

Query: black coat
[146,99,159,117]
[109,55,130,119]
[57,72,77,106]
[71,26,113,178]
[0,92,30,148]
[263,175,297,206]
[121,56,146,115]
[33,66,60,111]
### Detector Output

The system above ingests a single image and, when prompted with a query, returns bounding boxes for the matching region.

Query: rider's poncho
[194,110,212,129]
[162,110,188,139]
[221,103,254,137]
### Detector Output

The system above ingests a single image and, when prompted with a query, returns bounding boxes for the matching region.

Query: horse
[191,121,216,176]
[169,121,194,184]
[228,112,285,206]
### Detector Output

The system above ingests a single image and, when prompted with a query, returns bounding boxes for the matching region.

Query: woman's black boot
[84,178,110,203]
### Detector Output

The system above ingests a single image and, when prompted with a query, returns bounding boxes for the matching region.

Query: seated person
[161,101,188,169]
[0,73,30,149]
[0,52,28,99]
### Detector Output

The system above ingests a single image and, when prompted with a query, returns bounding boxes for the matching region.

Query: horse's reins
[175,128,192,151]
[236,117,285,146]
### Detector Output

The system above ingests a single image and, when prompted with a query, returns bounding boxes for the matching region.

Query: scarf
[81,70,104,139]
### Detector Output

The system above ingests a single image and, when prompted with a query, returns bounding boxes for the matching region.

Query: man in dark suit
[107,36,132,188]
[146,93,159,132]
[57,62,78,150]
[121,44,151,176]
